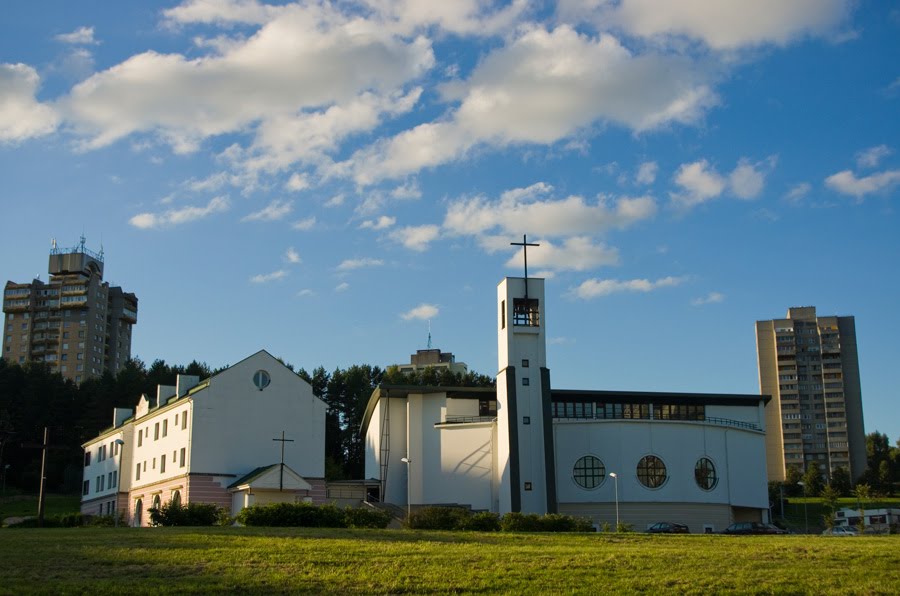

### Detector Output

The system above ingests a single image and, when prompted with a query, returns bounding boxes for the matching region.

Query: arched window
[133,499,143,527]
[573,455,605,489]
[152,494,161,511]
[637,455,667,489]
[695,457,718,491]
[171,490,182,508]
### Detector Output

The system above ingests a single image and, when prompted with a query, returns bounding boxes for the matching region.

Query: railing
[440,415,496,425]
[553,414,760,431]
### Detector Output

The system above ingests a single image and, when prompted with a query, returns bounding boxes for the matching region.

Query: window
[522,377,530,386]
[108,471,113,488]
[521,359,529,368]
[136,464,141,481]
[512,298,540,326]
[160,454,166,474]
[83,480,90,495]
[154,423,159,440]
[84,451,91,467]
[253,370,271,391]
[175,413,179,426]
[171,490,182,508]
[182,413,188,430]
[695,458,718,491]
[162,420,168,437]
[500,300,506,329]
[637,455,667,489]
[138,432,143,448]
[573,455,605,489]
[180,447,186,467]
[112,470,117,488]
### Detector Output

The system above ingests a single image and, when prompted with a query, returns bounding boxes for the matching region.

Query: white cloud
[334,282,350,292]
[400,303,439,321]
[784,182,811,204]
[163,0,285,26]
[324,194,345,208]
[562,0,853,50]
[825,169,900,199]
[444,182,656,239]
[284,247,301,264]
[241,199,293,222]
[285,172,309,191]
[856,145,892,169]
[505,236,619,272]
[296,289,314,297]
[291,216,316,231]
[635,161,658,185]
[359,215,396,230]
[55,26,99,45]
[671,157,774,207]
[390,224,440,251]
[60,5,435,152]
[0,64,60,142]
[346,26,716,184]
[336,258,384,271]
[129,196,230,229]
[569,276,685,299]
[691,291,725,306]
[250,269,288,283]
[391,181,422,200]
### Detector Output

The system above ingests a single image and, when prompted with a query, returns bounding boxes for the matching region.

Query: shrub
[500,512,543,532]
[499,512,593,533]
[343,506,392,529]
[148,502,222,526]
[616,521,634,533]
[405,506,472,530]
[460,511,501,532]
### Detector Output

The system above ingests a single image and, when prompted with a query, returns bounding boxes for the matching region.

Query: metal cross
[272,431,295,492]
[510,234,540,299]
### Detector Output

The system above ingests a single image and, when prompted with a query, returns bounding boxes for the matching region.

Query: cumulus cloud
[444,182,656,239]
[505,236,619,272]
[291,216,316,231]
[856,145,892,169]
[390,224,440,251]
[241,199,293,222]
[129,196,230,229]
[825,169,900,199]
[0,64,60,142]
[163,0,286,26]
[334,282,350,292]
[636,161,658,185]
[391,181,422,200]
[60,4,435,153]
[296,288,314,297]
[569,276,685,299]
[400,303,439,321]
[324,194,345,208]
[284,247,301,264]
[561,0,853,50]
[671,157,774,208]
[784,182,811,204]
[691,291,725,306]
[285,172,309,191]
[250,269,288,283]
[55,26,99,45]
[345,26,716,184]
[359,215,396,230]
[336,258,384,271]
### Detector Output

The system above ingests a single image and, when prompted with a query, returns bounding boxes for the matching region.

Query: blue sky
[1,1,898,441]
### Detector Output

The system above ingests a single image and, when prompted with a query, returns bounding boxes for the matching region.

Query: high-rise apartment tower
[755,307,865,482]
[2,238,138,383]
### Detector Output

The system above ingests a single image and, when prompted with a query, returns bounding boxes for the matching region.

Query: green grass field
[0,492,81,520]
[0,527,898,595]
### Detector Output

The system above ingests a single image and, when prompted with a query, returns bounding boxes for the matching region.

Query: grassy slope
[0,492,81,519]
[0,528,897,595]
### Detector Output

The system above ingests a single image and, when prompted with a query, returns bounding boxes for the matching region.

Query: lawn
[0,527,897,595]
[0,492,81,520]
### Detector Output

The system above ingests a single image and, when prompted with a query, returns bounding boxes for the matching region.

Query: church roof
[228,463,312,491]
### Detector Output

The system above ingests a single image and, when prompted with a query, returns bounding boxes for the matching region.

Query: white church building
[362,277,772,532]
[80,350,327,526]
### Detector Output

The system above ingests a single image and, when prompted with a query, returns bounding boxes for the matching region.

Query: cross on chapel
[510,235,540,300]
[272,431,294,491]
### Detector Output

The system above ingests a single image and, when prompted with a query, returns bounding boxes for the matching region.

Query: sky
[1,1,898,441]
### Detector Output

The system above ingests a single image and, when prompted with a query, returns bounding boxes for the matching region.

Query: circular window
[637,455,667,489]
[253,370,271,391]
[695,457,718,491]
[573,455,606,489]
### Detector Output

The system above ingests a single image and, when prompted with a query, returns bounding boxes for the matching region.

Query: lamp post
[400,457,412,521]
[609,472,619,531]
[114,439,125,527]
[797,481,808,534]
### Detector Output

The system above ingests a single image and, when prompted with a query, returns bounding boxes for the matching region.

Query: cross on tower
[510,234,540,299]
[272,431,295,492]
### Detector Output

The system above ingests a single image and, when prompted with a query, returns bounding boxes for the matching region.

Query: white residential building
[81,350,327,526]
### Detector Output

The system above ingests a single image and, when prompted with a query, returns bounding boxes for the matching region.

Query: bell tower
[496,237,556,514]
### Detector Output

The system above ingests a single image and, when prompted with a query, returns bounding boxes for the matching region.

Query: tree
[830,467,852,497]
[853,483,871,532]
[784,466,803,497]
[820,484,839,529]
[801,463,824,497]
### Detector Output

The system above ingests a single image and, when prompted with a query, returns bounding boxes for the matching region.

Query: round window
[695,457,718,491]
[573,455,605,489]
[636,455,667,489]
[253,370,271,391]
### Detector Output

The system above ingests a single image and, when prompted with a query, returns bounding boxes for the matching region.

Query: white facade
[361,276,773,531]
[82,350,327,525]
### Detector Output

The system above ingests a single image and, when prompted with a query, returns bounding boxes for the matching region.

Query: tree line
[0,357,493,493]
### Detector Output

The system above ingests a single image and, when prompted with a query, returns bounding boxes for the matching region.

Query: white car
[822,526,860,536]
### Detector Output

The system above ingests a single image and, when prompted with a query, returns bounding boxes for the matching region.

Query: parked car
[646,522,690,534]
[822,526,860,536]
[724,522,788,535]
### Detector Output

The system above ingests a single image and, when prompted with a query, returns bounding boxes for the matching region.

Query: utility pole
[22,427,65,528]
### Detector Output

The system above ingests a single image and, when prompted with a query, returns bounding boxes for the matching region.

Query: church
[362,276,771,532]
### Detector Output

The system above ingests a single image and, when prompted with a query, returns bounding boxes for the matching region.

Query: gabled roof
[227,463,312,492]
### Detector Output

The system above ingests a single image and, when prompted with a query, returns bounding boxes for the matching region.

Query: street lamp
[400,457,412,521]
[609,472,619,531]
[797,481,809,534]
[114,439,125,527]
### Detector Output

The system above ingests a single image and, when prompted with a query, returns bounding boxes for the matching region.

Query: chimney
[113,407,133,428]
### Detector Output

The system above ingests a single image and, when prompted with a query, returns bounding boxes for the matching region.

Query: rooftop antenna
[427,320,432,350]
